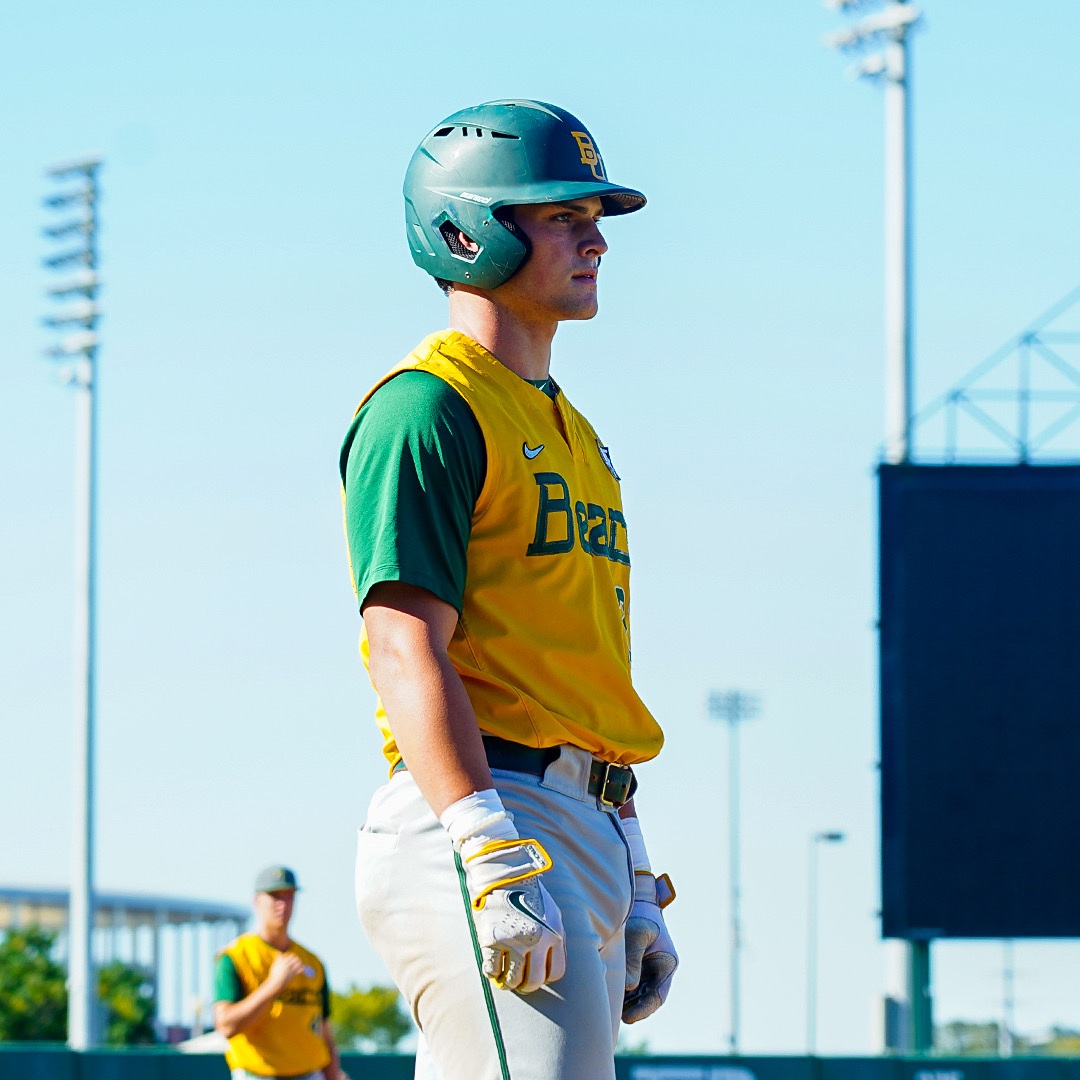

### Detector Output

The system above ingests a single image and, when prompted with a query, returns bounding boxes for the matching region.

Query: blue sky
[3,0,1080,1055]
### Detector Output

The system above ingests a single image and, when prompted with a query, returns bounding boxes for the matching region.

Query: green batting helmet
[404,99,646,290]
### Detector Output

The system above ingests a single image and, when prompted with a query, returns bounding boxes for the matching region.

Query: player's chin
[557,294,600,321]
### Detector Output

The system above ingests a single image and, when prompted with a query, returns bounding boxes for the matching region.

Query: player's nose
[580,220,607,259]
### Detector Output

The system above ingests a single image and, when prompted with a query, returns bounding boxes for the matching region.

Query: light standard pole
[43,154,103,1050]
[707,689,761,1055]
[1001,940,1015,1057]
[824,0,921,463]
[807,830,845,1056]
[825,1,933,1052]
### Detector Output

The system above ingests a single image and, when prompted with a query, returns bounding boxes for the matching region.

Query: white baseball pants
[354,745,634,1080]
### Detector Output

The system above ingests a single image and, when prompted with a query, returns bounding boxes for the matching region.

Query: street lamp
[824,0,921,464]
[807,830,845,1055]
[42,154,102,1051]
[707,689,761,1055]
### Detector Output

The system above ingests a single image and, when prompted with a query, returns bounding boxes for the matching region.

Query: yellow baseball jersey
[355,330,663,769]
[219,933,330,1077]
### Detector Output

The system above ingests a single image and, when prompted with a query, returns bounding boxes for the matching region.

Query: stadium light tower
[825,0,921,464]
[807,830,845,1055]
[707,689,761,1055]
[42,154,103,1050]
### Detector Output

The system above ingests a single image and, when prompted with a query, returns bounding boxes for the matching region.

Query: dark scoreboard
[879,464,1080,938]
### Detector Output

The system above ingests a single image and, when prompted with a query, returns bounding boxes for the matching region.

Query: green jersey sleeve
[214,953,243,1004]
[340,369,486,614]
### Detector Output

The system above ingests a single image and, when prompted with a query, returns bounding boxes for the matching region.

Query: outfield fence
[4,1049,1080,1080]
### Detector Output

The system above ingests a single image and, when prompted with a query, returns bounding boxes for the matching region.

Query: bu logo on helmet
[570,131,606,181]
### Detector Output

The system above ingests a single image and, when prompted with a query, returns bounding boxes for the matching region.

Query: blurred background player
[342,100,678,1080]
[214,866,349,1080]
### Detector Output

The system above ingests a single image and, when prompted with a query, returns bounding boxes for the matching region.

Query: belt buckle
[599,761,631,807]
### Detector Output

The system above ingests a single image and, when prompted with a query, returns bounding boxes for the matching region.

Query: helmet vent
[439,221,479,262]
[432,126,519,140]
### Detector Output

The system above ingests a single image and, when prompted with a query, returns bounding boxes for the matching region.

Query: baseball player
[213,866,348,1080]
[341,100,677,1080]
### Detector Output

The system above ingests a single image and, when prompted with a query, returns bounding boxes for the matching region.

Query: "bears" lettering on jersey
[526,472,630,563]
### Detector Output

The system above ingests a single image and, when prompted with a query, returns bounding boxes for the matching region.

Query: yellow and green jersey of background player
[340,330,662,770]
[214,933,330,1077]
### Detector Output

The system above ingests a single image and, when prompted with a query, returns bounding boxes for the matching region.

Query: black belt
[392,734,637,808]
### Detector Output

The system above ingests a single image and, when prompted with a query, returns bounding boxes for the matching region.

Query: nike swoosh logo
[507,890,560,935]
[522,442,545,459]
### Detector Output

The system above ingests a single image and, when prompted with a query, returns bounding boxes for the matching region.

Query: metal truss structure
[913,285,1080,463]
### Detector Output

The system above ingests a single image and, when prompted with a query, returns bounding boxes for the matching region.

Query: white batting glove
[461,837,566,992]
[442,790,567,994]
[623,871,678,1023]
[620,814,678,1023]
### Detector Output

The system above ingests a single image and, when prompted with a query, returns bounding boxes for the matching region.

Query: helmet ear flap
[494,208,531,270]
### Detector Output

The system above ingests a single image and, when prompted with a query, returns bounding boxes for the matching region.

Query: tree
[0,927,157,1045]
[1027,1026,1080,1056]
[98,961,156,1045]
[936,1020,1005,1055]
[0,928,68,1041]
[330,983,412,1051]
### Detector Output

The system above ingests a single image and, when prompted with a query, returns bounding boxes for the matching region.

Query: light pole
[1001,939,1015,1057]
[824,0,921,464]
[707,689,761,1055]
[807,830,845,1055]
[43,154,103,1050]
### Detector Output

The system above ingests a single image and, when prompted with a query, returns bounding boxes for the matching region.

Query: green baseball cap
[254,865,299,893]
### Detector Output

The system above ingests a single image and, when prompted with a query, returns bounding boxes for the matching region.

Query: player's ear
[438,222,480,257]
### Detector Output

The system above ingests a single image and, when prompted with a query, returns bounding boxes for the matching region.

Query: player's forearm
[213,979,279,1037]
[364,585,494,816]
[375,646,493,813]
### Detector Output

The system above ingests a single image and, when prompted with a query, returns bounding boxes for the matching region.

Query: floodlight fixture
[48,270,99,298]
[44,219,93,240]
[707,688,762,725]
[44,248,93,271]
[56,330,100,351]
[46,154,102,180]
[44,188,93,210]
[850,53,888,79]
[44,304,100,330]
[824,3,920,50]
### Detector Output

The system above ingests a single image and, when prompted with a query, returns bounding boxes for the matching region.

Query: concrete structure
[0,885,248,1038]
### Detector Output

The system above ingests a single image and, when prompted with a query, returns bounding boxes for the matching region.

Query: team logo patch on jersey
[596,439,620,480]
[523,441,545,459]
[570,131,605,181]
